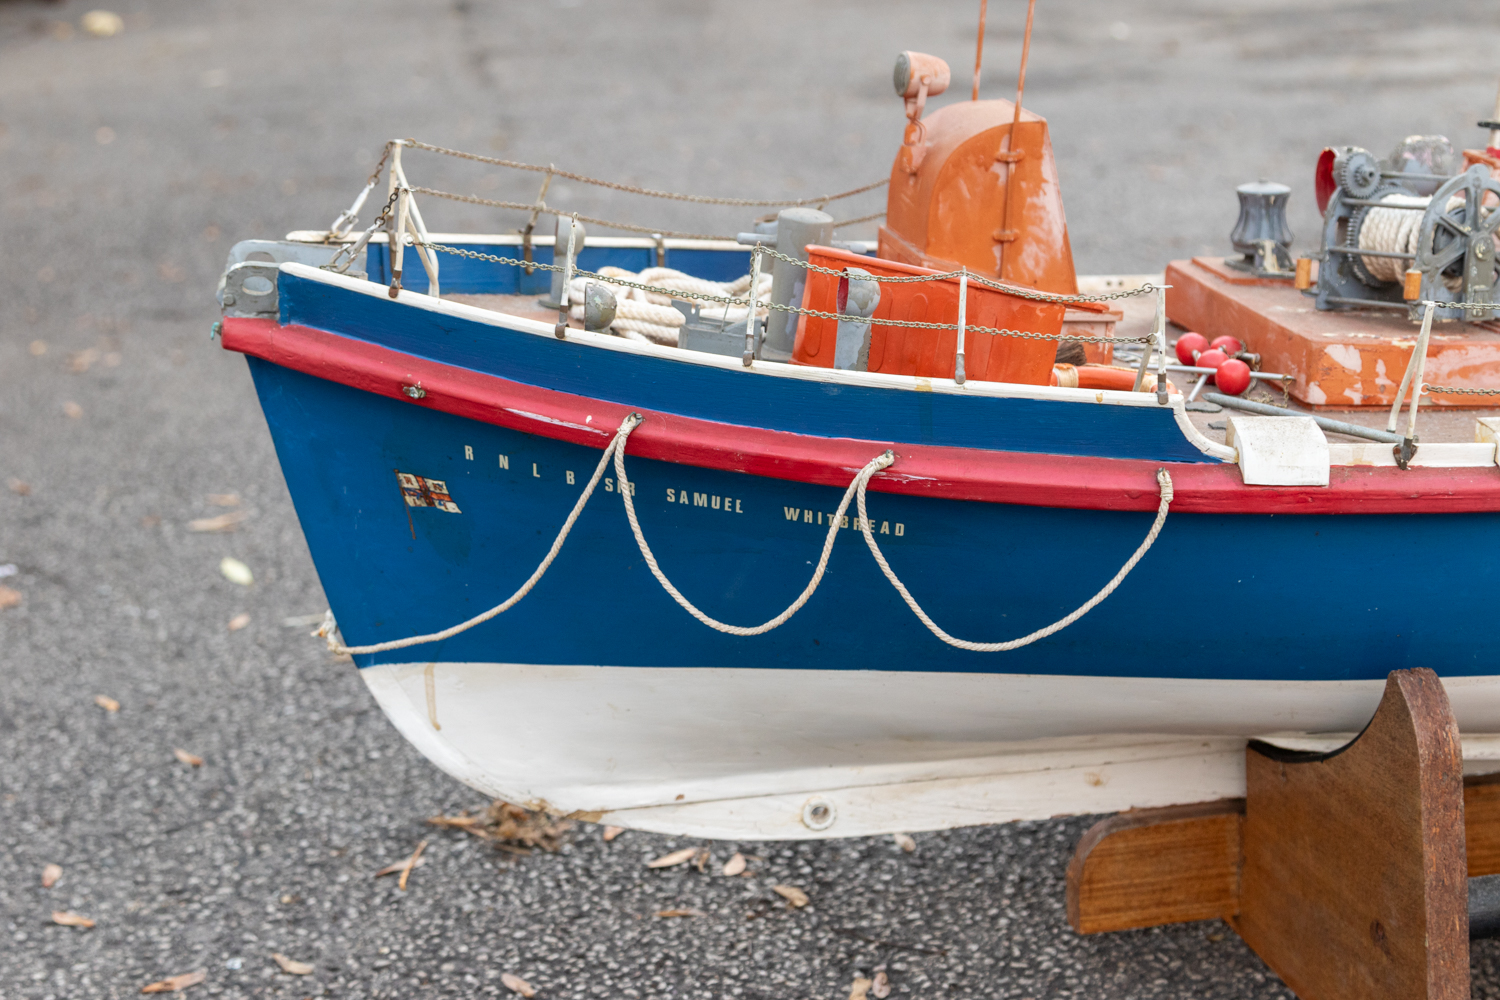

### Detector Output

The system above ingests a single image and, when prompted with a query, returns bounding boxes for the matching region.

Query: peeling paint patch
[1375,359,1394,390]
[1344,382,1364,405]
[1305,382,1327,405]
[1325,344,1363,372]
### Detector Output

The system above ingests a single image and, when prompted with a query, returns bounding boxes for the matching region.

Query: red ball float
[1174,332,1208,366]
[1210,335,1244,356]
[1215,358,1252,395]
[1197,348,1229,374]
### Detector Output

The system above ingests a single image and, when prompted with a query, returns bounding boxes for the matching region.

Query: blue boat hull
[249,356,1500,683]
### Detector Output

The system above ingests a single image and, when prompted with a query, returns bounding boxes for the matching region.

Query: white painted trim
[1328,441,1497,468]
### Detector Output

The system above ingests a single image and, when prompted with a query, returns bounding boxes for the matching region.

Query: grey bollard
[540,217,586,309]
[762,207,833,362]
[833,268,880,371]
[581,282,617,332]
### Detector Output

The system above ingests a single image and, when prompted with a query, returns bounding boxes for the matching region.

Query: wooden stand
[1067,669,1479,1000]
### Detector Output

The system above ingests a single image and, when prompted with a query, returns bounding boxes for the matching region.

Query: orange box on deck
[790,246,1069,385]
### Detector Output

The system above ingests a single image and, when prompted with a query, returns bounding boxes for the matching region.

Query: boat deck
[1104,277,1500,447]
[450,279,1500,449]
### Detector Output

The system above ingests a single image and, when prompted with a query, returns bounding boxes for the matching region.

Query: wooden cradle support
[1066,668,1486,1000]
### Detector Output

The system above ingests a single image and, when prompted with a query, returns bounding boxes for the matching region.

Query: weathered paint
[1166,256,1500,408]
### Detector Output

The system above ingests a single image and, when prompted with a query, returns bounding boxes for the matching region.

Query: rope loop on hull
[613,443,894,636]
[854,467,1174,651]
[318,415,1175,656]
[320,413,644,656]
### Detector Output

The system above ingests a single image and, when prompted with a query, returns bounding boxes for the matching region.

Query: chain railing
[411,240,1154,345]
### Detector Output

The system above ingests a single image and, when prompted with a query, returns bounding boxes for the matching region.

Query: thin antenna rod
[972,0,988,101]
[996,0,1037,275]
[1010,0,1037,135]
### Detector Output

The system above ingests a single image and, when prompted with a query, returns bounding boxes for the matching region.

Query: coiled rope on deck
[318,415,1175,655]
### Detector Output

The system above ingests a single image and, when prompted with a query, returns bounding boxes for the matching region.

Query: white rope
[1358,194,1429,283]
[613,443,895,636]
[854,466,1175,652]
[318,414,644,655]
[1359,193,1477,291]
[568,269,772,347]
[316,416,1174,655]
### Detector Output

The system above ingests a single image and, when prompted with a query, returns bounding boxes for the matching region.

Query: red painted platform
[1165,257,1500,409]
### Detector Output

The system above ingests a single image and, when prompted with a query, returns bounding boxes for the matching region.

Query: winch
[1302,136,1500,322]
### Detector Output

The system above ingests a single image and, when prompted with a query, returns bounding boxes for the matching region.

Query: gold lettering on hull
[470,445,905,534]
[782,506,904,536]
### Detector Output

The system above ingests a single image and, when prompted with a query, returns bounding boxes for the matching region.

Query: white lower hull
[361,663,1500,840]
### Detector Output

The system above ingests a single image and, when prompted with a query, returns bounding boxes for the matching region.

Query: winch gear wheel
[1333,148,1381,199]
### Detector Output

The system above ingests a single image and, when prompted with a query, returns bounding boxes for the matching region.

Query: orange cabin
[789,246,1066,384]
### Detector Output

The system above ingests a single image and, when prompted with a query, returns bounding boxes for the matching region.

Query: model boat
[214,31,1500,840]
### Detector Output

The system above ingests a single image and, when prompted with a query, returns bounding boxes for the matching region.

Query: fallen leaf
[51,910,94,928]
[892,832,916,853]
[95,694,120,712]
[104,352,122,367]
[373,855,427,878]
[226,613,251,632]
[62,401,83,419]
[270,953,313,975]
[602,826,624,842]
[501,972,536,997]
[219,557,253,586]
[67,347,100,373]
[141,970,206,993]
[188,511,245,533]
[29,340,47,357]
[398,839,427,891]
[7,478,31,495]
[848,976,873,1000]
[721,852,746,876]
[173,748,204,767]
[772,884,809,908]
[647,846,701,869]
[0,586,21,610]
[655,908,704,918]
[872,970,891,998]
[81,10,124,37]
[206,493,240,507]
[41,863,62,888]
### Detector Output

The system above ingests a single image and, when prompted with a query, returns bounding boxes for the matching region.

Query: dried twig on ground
[428,801,572,853]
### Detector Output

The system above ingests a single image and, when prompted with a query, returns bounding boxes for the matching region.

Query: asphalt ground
[4,1,1500,997]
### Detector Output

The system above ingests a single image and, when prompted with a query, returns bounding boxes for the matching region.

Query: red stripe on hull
[222,317,1500,515]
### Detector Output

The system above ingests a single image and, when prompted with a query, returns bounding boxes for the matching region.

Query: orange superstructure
[879,98,1079,297]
